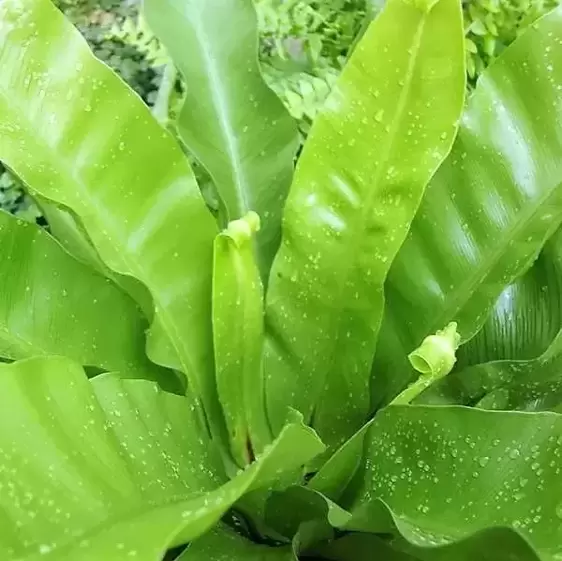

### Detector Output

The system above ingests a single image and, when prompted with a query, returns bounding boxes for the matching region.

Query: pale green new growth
[224,211,261,246]
[391,322,461,405]
[408,321,461,377]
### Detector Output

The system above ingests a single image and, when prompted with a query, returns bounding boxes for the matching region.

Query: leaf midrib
[428,179,562,342]
[179,4,250,218]
[319,17,428,396]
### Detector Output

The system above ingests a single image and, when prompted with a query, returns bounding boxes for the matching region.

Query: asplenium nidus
[0,0,560,558]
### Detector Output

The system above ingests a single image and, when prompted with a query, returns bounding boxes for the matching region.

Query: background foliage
[1,0,559,218]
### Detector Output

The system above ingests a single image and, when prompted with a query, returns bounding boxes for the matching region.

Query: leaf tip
[224,211,261,247]
[408,321,461,379]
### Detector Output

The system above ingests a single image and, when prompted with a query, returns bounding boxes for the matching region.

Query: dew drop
[556,503,562,519]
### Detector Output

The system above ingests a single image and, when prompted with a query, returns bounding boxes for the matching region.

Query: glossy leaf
[212,212,271,466]
[144,0,299,278]
[422,331,562,409]
[313,533,418,561]
[0,356,324,561]
[418,228,562,407]
[456,242,562,367]
[0,209,159,378]
[263,0,465,448]
[459,225,562,366]
[0,0,221,430]
[328,527,542,561]
[177,525,295,560]
[264,485,350,543]
[308,421,372,503]
[40,201,154,316]
[458,225,562,368]
[479,377,562,413]
[40,203,107,277]
[372,8,562,407]
[347,406,562,560]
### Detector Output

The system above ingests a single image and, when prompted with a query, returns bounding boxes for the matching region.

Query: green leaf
[346,406,562,560]
[372,8,562,408]
[470,18,488,35]
[313,533,419,561]
[176,525,295,560]
[418,227,562,406]
[0,0,221,430]
[40,203,107,276]
[421,330,562,408]
[0,210,161,380]
[0,356,324,560]
[263,0,466,449]
[212,212,271,466]
[144,0,299,279]
[308,421,372,502]
[456,230,562,367]
[40,202,154,316]
[479,377,562,412]
[264,485,350,542]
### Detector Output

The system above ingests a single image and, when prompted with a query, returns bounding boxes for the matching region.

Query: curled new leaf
[408,322,461,378]
[391,322,461,405]
[213,211,271,467]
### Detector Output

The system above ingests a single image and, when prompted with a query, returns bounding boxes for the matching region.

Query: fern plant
[0,0,560,560]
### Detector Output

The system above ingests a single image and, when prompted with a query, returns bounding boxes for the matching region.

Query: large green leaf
[346,406,562,560]
[419,330,562,408]
[480,377,562,413]
[263,0,465,449]
[212,212,271,466]
[0,209,160,379]
[0,0,221,429]
[264,485,350,544]
[314,533,418,561]
[456,242,562,367]
[177,525,295,560]
[0,356,324,560]
[308,421,371,503]
[418,227,562,407]
[319,534,416,561]
[144,0,299,279]
[456,225,562,368]
[372,8,562,408]
[324,528,542,561]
